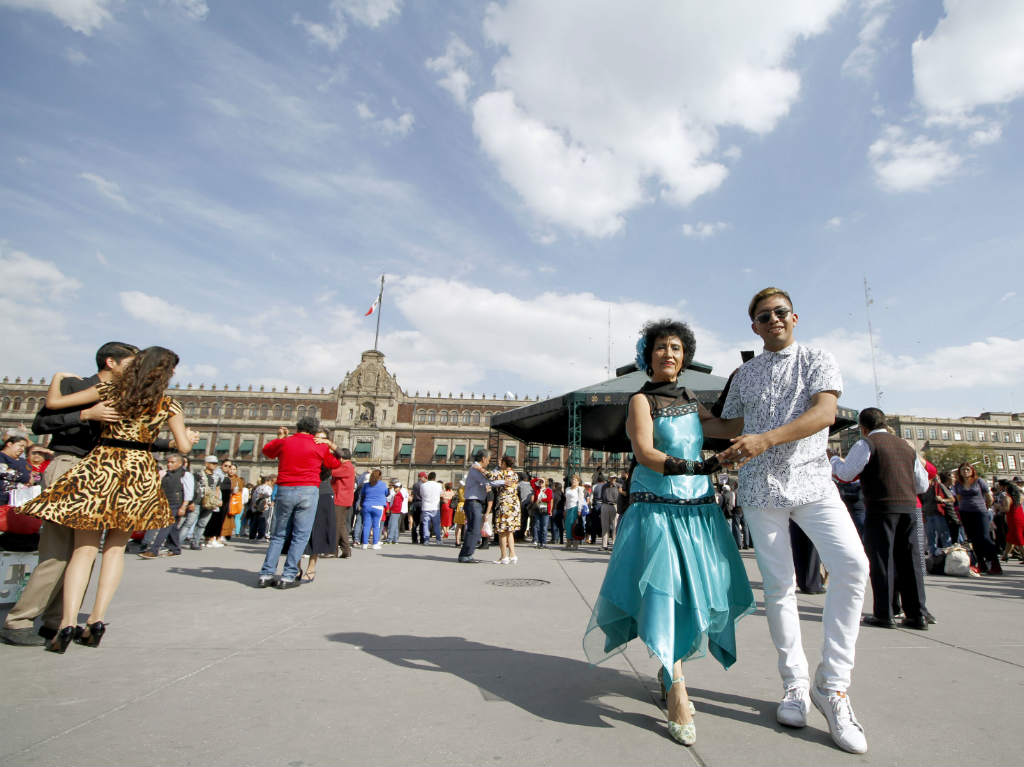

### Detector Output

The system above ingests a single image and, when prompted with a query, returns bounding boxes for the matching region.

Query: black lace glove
[663,455,722,476]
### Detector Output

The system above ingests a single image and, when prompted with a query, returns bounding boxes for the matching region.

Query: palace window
[416,409,426,424]
[996,455,1005,470]
[0,398,9,411]
[462,411,471,425]
[472,411,481,425]
[200,403,210,417]
[260,404,269,418]
[273,404,282,419]
[187,403,197,417]
[966,430,974,440]
[1009,455,1018,470]
[983,454,991,467]
[250,404,259,418]
[903,428,912,439]
[284,405,293,420]
[1017,433,1023,443]
[953,430,962,441]
[916,428,925,439]
[427,410,436,424]
[1004,432,1012,443]
[928,429,937,439]
[941,430,949,440]
[978,430,986,441]
[439,411,449,425]
[224,403,234,418]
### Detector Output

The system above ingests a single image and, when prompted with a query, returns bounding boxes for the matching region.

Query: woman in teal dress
[583,320,755,746]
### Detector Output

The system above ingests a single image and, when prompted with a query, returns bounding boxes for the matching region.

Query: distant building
[0,350,629,484]
[829,410,1024,479]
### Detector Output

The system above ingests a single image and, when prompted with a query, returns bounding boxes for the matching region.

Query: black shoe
[38,626,58,641]
[901,616,928,631]
[862,615,897,629]
[74,621,106,647]
[44,626,79,654]
[923,610,937,625]
[0,626,47,646]
[257,575,278,588]
[276,578,301,589]
[189,541,201,550]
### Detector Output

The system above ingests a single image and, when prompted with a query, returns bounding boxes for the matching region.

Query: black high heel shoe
[45,626,79,654]
[74,621,106,648]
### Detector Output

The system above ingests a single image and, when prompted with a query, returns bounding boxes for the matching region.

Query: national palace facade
[0,350,632,485]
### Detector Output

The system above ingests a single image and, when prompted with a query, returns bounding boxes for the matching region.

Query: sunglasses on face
[754,306,792,324]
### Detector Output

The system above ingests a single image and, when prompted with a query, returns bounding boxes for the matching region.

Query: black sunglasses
[754,306,792,324]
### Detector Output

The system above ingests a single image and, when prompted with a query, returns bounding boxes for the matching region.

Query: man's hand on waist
[81,402,120,423]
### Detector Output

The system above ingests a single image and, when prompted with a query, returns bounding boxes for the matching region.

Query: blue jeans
[533,512,549,545]
[387,512,402,543]
[259,485,319,580]
[421,508,441,542]
[924,514,951,555]
[459,499,483,559]
[361,506,383,544]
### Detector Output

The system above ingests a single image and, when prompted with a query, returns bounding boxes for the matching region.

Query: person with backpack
[249,476,273,540]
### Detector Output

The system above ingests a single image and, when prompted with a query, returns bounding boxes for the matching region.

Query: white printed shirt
[721,343,843,509]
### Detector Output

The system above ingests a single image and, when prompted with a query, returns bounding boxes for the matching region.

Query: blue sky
[2,0,1023,418]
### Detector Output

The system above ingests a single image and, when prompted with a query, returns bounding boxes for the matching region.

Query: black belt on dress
[629,491,717,507]
[98,438,153,451]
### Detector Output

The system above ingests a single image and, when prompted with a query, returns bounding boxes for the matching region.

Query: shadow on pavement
[166,565,262,586]
[327,631,661,732]
[378,552,462,564]
[684,686,836,748]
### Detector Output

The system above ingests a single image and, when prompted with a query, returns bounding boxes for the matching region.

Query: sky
[2,0,1024,418]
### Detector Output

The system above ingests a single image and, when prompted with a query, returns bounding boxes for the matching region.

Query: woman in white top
[564,475,584,550]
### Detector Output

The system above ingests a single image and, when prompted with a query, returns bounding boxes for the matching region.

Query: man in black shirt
[0,342,138,646]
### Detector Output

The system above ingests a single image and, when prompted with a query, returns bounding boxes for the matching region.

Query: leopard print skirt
[20,446,173,532]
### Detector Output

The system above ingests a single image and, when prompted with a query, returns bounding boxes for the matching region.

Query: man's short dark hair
[472,447,489,463]
[640,319,697,372]
[858,407,886,432]
[747,288,793,320]
[428,471,436,480]
[339,447,352,460]
[296,416,319,434]
[95,341,139,372]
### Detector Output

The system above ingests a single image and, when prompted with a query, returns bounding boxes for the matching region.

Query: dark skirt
[306,491,338,556]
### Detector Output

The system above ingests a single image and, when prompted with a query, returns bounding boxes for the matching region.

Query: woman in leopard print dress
[22,347,195,652]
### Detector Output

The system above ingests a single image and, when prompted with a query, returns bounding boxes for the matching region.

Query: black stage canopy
[491,362,857,455]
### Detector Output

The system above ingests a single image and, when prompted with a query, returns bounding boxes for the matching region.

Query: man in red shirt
[331,447,355,558]
[258,417,341,588]
[531,477,553,548]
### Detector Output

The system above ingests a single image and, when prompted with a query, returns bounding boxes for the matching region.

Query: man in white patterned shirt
[705,287,870,755]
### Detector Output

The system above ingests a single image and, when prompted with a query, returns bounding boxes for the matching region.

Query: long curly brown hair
[108,346,179,419]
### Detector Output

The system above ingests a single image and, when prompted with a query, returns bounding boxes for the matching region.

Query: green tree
[924,444,995,474]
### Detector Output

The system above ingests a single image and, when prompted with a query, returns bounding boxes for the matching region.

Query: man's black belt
[98,438,154,451]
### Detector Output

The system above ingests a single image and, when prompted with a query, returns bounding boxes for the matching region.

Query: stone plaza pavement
[1,535,1022,767]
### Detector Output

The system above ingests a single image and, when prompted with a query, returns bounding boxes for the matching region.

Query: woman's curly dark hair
[640,319,696,375]
[108,346,179,419]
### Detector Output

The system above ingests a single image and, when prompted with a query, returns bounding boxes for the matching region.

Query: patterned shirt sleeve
[167,397,184,416]
[806,349,843,399]
[720,367,745,420]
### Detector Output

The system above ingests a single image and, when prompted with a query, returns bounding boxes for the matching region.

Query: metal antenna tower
[606,305,612,378]
[863,276,882,406]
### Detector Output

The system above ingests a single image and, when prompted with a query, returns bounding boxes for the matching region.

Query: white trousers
[745,491,868,693]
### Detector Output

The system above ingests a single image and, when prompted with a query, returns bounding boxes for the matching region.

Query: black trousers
[148,520,182,555]
[410,504,422,543]
[864,512,925,620]
[248,514,267,540]
[961,510,999,570]
[790,520,824,593]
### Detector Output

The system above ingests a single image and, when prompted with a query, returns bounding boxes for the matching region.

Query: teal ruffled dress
[583,393,755,677]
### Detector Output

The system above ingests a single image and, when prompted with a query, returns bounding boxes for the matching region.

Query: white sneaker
[810,685,868,754]
[207,540,224,548]
[372,543,382,550]
[776,685,810,727]
[509,556,518,564]
[494,557,510,565]
[361,543,368,550]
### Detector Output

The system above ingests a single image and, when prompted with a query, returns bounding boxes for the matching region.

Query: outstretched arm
[720,391,838,469]
[45,373,102,409]
[167,413,195,454]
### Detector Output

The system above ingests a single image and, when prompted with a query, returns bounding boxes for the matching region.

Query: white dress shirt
[830,429,928,494]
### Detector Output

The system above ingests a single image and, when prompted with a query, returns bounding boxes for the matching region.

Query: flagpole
[373,274,385,352]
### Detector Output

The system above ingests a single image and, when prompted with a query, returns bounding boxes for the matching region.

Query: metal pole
[373,274,385,352]
[863,276,881,406]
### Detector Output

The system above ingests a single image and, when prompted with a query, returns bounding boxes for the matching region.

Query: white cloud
[868,125,962,192]
[119,291,246,344]
[722,145,743,162]
[426,35,473,107]
[1000,291,1016,303]
[64,46,89,66]
[355,101,414,138]
[472,0,844,237]
[825,216,843,229]
[163,0,207,20]
[842,0,892,80]
[78,171,132,210]
[0,0,113,34]
[912,0,1024,120]
[809,328,1024,396]
[968,123,1003,147]
[294,0,401,51]
[682,221,729,239]
[0,248,84,373]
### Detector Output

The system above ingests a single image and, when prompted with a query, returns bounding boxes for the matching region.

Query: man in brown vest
[831,408,929,630]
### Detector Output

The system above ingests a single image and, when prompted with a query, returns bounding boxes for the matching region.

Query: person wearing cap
[386,480,406,543]
[181,454,224,549]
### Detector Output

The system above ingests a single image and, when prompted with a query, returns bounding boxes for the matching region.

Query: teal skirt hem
[582,500,755,675]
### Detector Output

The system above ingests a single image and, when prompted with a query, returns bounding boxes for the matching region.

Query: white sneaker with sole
[372,542,382,550]
[776,685,811,728]
[810,685,868,754]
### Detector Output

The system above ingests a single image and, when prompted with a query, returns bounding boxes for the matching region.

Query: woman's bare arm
[167,413,195,453]
[627,393,669,473]
[45,373,102,409]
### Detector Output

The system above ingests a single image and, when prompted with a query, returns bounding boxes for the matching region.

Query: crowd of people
[2,285,1023,759]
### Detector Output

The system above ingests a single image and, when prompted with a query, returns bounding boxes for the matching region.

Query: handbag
[227,491,243,516]
[0,505,43,535]
[571,515,585,541]
[943,544,971,577]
